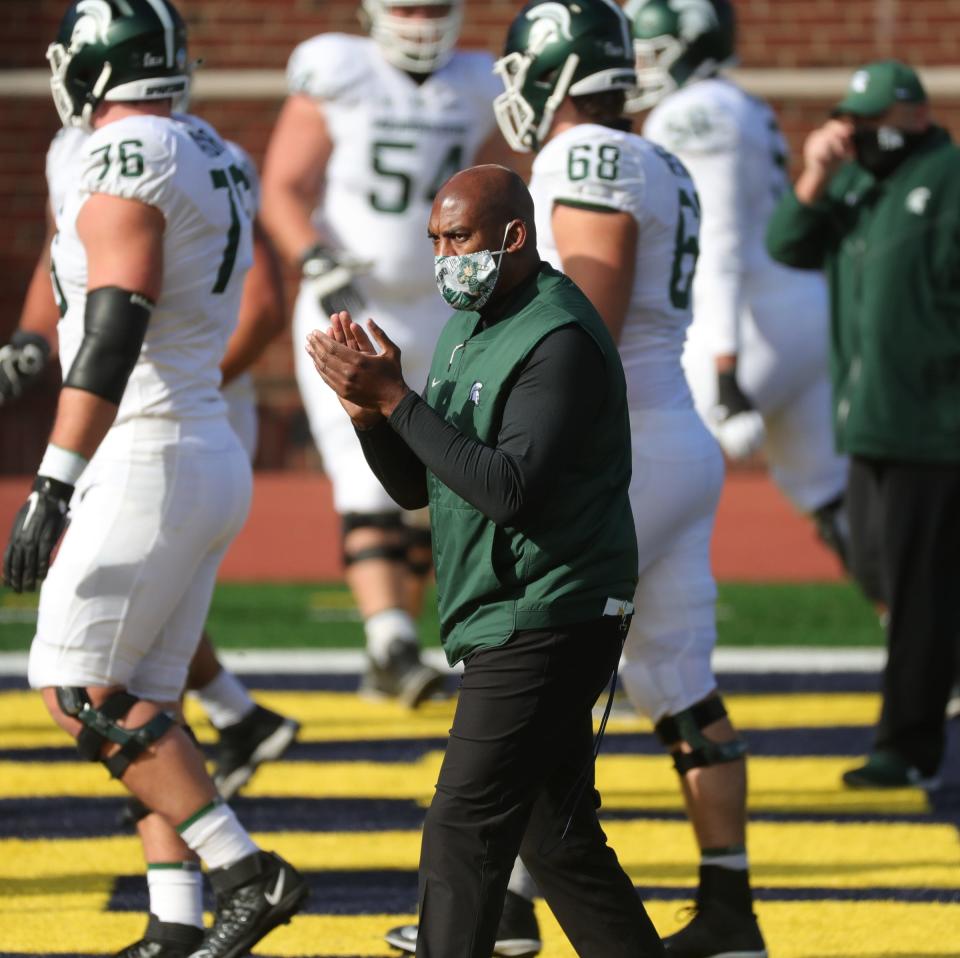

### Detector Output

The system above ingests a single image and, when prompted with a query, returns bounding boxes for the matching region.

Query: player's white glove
[300,244,372,317]
[709,369,766,460]
[0,331,50,404]
[3,475,72,593]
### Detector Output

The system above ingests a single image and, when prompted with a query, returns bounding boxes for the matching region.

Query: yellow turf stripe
[3,818,956,889]
[0,898,956,956]
[0,689,884,748]
[0,753,929,815]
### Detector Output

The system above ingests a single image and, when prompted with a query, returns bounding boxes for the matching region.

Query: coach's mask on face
[434,221,516,311]
[852,125,925,178]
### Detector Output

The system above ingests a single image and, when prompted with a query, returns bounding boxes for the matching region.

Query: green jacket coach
[767,60,960,790]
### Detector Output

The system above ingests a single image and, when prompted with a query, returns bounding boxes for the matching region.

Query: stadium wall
[2,0,959,471]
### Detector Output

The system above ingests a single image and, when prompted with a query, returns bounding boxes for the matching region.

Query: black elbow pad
[63,286,153,404]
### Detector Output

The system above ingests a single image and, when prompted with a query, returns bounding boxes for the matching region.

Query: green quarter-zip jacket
[357,263,639,665]
[766,127,960,462]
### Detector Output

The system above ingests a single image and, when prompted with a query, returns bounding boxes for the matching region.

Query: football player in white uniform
[626,0,853,575]
[11,125,301,817]
[261,0,508,706]
[2,3,307,956]
[385,3,766,958]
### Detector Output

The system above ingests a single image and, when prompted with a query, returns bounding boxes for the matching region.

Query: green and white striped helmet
[47,0,192,131]
[494,0,636,153]
[624,0,736,111]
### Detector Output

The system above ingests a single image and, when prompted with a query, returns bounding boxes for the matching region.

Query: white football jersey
[644,77,824,356]
[49,113,255,425]
[287,33,500,305]
[46,127,90,223]
[530,123,699,410]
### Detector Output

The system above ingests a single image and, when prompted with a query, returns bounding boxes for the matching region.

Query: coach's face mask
[434,222,516,311]
[852,125,924,178]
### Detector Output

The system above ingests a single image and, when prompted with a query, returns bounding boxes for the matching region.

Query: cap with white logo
[833,59,927,118]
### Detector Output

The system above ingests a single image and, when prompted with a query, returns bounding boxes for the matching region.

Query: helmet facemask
[627,34,682,111]
[363,0,463,75]
[493,51,580,153]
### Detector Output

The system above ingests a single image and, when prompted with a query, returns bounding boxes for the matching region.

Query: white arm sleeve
[684,145,747,356]
[645,105,745,357]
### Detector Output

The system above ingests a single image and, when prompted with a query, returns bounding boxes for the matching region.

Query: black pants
[416,616,663,958]
[847,456,960,774]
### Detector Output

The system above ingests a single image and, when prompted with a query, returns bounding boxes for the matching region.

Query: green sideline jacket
[766,126,960,462]
[424,264,639,665]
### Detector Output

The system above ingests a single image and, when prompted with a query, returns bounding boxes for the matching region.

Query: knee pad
[341,511,408,567]
[654,696,748,776]
[56,687,175,779]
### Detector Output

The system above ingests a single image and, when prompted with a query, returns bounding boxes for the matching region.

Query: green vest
[424,264,638,665]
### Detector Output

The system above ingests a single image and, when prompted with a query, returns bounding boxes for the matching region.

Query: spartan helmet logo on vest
[468,381,483,406]
[526,3,574,55]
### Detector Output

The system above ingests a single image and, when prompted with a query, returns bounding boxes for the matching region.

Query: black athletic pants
[416,616,664,958]
[846,456,960,775]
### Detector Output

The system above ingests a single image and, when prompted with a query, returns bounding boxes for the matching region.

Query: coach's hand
[307,312,411,421]
[710,369,766,460]
[3,476,73,593]
[0,331,51,404]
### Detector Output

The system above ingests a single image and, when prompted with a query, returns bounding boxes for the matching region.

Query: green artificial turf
[0,580,883,652]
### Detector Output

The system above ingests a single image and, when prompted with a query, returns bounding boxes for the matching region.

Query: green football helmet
[493,0,636,153]
[47,0,191,131]
[623,0,736,112]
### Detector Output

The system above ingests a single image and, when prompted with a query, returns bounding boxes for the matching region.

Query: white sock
[177,800,258,871]
[364,608,417,665]
[193,670,256,730]
[507,857,538,901]
[702,849,749,871]
[147,862,204,928]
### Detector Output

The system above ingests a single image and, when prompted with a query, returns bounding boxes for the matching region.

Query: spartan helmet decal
[671,0,719,39]
[526,3,574,55]
[70,0,114,50]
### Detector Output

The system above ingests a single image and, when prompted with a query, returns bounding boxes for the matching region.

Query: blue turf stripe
[104,870,960,915]
[0,726,880,765]
[5,791,958,840]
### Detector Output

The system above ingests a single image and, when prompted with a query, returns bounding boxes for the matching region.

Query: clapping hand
[306,312,411,427]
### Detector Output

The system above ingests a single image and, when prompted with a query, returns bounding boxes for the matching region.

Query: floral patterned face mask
[434,222,516,311]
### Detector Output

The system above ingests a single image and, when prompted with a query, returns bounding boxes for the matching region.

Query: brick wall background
[2,0,959,471]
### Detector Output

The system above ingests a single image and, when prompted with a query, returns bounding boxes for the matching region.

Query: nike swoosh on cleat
[264,869,286,906]
[431,378,441,387]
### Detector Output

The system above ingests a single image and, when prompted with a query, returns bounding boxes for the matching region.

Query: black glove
[3,475,73,593]
[300,244,368,317]
[0,331,51,404]
[710,369,765,460]
[715,369,755,420]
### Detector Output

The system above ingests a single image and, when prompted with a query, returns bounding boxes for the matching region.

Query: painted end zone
[0,468,845,583]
